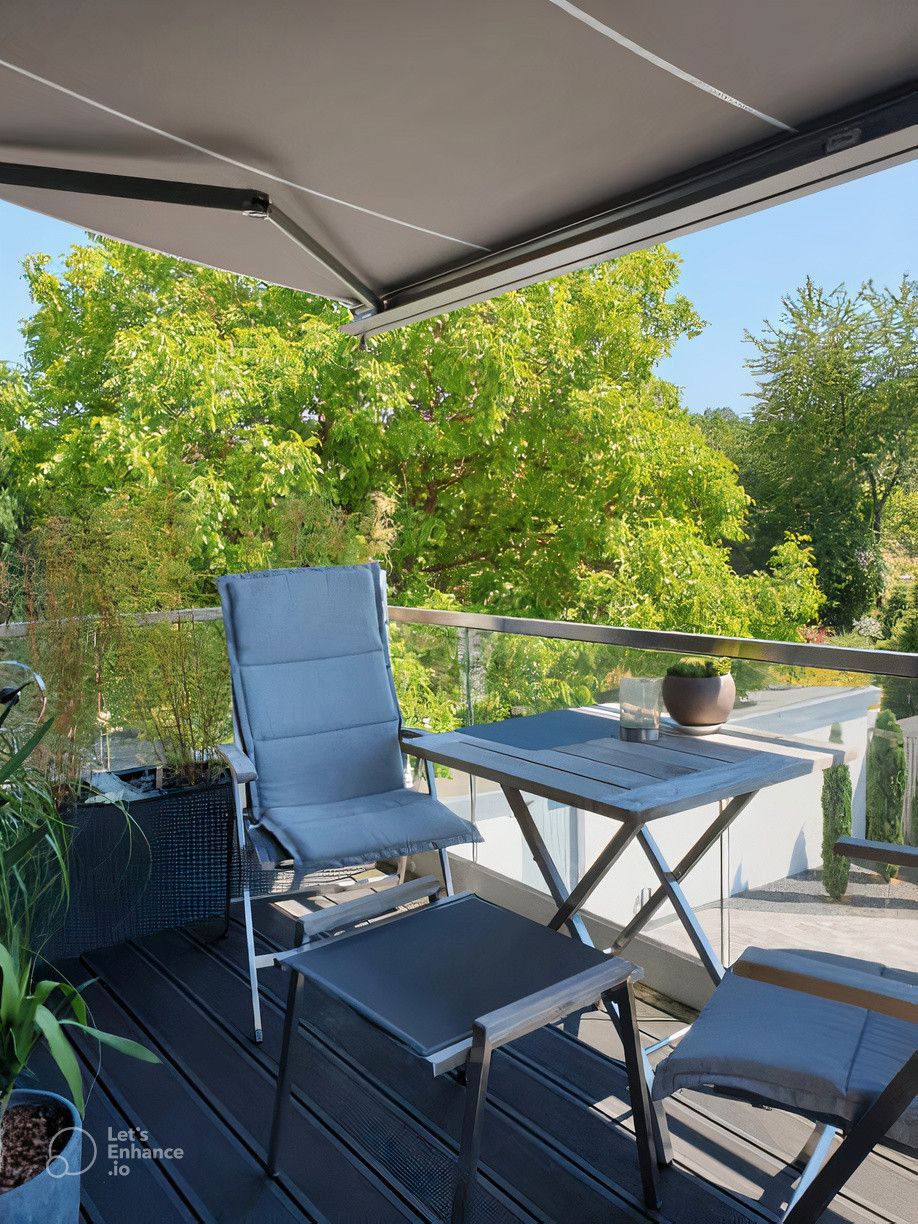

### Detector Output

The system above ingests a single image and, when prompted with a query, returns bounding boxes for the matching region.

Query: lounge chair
[217,563,481,1040]
[652,836,917,1223]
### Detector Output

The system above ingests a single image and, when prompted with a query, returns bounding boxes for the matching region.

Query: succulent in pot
[662,657,735,733]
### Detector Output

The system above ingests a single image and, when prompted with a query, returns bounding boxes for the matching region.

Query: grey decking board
[29,1035,203,1224]
[576,1006,917,1221]
[136,925,531,1224]
[58,891,904,1224]
[66,971,315,1224]
[523,1022,909,1224]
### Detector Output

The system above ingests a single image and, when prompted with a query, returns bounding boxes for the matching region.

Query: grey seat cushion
[258,788,480,870]
[219,563,480,868]
[652,949,917,1152]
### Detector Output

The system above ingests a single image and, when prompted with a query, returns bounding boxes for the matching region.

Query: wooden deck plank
[40,892,904,1224]
[28,1039,200,1223]
[523,1020,909,1224]
[67,973,316,1224]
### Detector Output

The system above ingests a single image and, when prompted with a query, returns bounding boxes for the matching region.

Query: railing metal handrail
[389,608,916,679]
[1,604,914,678]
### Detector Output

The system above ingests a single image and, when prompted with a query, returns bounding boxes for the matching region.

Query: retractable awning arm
[0,161,382,317]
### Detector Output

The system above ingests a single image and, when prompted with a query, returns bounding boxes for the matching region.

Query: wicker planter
[43,771,233,960]
[662,673,736,732]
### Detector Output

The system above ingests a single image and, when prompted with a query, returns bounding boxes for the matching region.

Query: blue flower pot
[0,1090,82,1223]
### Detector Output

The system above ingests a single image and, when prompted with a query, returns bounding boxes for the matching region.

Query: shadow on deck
[34,891,914,1223]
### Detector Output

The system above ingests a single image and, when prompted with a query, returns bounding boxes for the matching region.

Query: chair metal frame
[218,733,453,1042]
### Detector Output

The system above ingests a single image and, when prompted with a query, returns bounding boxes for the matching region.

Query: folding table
[404,707,850,982]
[267,888,662,1221]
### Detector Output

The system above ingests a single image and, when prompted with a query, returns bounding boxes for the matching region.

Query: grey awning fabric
[2,1,916,334]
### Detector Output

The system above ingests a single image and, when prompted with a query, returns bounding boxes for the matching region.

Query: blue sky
[1,158,916,413]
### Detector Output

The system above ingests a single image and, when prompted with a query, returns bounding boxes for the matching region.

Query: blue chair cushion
[219,565,405,813]
[218,563,481,869]
[255,787,480,871]
[652,949,917,1152]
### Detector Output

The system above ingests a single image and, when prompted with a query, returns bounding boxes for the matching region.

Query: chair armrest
[399,726,425,748]
[733,947,918,1024]
[215,742,258,784]
[475,958,640,1048]
[833,836,918,870]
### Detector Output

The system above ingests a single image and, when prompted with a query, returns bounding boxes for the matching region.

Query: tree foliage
[1,237,823,641]
[865,708,906,880]
[732,278,918,627]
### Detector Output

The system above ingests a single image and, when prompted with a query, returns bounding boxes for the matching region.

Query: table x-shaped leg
[502,785,596,945]
[611,793,755,983]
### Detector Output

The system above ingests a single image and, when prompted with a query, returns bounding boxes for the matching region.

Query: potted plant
[0,935,157,1221]
[0,720,157,1220]
[20,505,234,957]
[662,657,735,733]
[45,613,234,958]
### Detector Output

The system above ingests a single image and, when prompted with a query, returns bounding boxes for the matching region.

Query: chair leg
[220,811,235,940]
[606,984,663,1208]
[267,970,304,1176]
[439,846,454,896]
[784,1124,837,1216]
[785,1051,917,1224]
[451,1030,493,1224]
[241,883,264,1042]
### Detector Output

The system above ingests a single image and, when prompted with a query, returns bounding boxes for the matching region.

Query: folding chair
[217,563,481,1040]
[652,837,917,1223]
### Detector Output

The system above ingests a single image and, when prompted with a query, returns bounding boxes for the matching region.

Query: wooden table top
[405,706,851,823]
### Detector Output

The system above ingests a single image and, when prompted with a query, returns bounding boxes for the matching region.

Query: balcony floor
[39,888,914,1224]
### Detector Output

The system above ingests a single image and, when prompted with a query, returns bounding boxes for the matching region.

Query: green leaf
[61,1021,159,1064]
[3,827,47,871]
[0,942,24,1026]
[35,1004,84,1115]
[0,718,54,786]
[52,982,88,1027]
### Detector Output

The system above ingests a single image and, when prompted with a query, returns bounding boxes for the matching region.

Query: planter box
[42,771,233,960]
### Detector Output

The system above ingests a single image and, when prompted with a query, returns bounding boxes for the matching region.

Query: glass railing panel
[5,608,912,1010]
[721,666,916,970]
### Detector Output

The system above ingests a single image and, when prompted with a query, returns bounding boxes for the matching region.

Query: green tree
[741,278,917,627]
[4,237,822,638]
[821,724,852,901]
[865,708,906,880]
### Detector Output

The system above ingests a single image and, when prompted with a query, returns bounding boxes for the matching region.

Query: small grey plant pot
[0,1089,82,1224]
[662,674,736,731]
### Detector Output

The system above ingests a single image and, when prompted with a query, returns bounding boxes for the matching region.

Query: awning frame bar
[344,85,918,336]
[0,160,380,316]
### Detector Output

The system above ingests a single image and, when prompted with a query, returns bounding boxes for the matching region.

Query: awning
[2,1,916,335]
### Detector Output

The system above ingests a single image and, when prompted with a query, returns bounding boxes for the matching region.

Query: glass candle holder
[618,676,663,741]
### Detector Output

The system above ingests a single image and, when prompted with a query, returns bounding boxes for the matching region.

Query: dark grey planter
[0,1090,81,1223]
[42,772,233,960]
[662,673,736,731]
